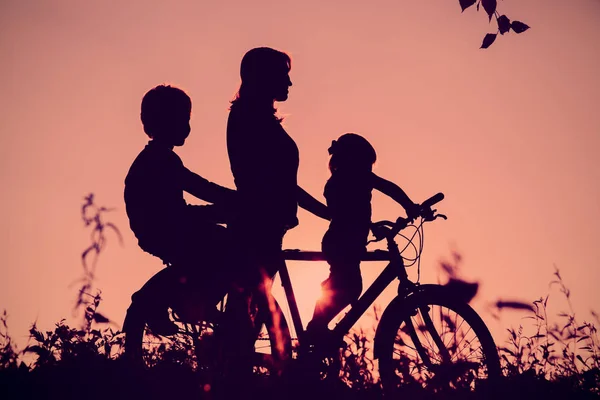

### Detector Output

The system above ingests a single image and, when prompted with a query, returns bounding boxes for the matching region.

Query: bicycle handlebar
[371,192,447,241]
[421,192,444,210]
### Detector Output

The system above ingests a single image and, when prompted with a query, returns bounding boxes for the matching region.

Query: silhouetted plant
[73,193,121,331]
[23,319,124,368]
[0,312,20,370]
[495,267,600,395]
[458,0,530,49]
[340,320,378,389]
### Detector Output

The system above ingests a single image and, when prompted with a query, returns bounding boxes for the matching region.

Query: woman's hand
[297,186,331,221]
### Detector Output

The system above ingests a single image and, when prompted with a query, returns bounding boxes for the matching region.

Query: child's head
[140,85,191,146]
[328,133,377,173]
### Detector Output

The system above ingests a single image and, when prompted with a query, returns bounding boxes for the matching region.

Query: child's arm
[297,186,331,221]
[371,173,420,220]
[181,166,236,205]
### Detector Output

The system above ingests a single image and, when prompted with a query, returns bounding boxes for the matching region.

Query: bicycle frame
[280,234,411,344]
[279,232,462,371]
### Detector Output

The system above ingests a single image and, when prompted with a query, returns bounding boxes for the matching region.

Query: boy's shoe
[145,308,179,336]
[146,309,179,336]
[128,291,180,336]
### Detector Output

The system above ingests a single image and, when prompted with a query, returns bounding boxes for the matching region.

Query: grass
[2,274,598,399]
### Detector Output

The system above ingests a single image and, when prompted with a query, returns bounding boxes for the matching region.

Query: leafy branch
[459,0,530,49]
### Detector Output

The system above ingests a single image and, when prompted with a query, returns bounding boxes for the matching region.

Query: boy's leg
[123,224,233,346]
[124,266,182,336]
[171,224,234,322]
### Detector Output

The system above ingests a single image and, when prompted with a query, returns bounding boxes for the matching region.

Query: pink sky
[1,0,599,349]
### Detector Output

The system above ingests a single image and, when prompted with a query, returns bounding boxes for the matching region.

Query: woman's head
[232,47,292,107]
[328,133,377,173]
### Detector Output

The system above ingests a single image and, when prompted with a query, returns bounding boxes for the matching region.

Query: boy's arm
[297,185,331,221]
[371,173,420,220]
[181,166,236,205]
[186,203,234,224]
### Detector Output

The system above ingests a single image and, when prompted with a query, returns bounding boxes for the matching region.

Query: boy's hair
[140,85,191,138]
[328,133,377,172]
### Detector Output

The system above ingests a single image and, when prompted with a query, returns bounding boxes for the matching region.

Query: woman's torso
[227,104,300,231]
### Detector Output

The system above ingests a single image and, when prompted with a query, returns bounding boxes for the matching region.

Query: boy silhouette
[122,85,236,340]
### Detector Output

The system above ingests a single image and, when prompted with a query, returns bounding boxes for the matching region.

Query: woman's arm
[371,173,420,219]
[297,185,331,221]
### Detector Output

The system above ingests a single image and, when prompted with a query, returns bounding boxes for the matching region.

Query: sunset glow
[1,0,599,355]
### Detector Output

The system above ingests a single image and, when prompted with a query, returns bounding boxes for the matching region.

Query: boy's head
[328,133,377,173]
[141,85,191,146]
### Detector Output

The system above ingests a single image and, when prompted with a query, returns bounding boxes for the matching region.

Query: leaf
[105,222,124,245]
[511,21,530,34]
[529,334,545,339]
[497,15,510,35]
[443,278,479,303]
[29,326,44,343]
[499,346,515,356]
[93,313,110,324]
[24,345,48,357]
[481,0,496,21]
[459,0,477,12]
[495,300,534,312]
[480,33,497,49]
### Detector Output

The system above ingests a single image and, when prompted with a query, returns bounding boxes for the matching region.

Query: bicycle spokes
[393,305,490,390]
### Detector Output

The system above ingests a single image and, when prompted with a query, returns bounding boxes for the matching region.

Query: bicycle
[123,192,501,394]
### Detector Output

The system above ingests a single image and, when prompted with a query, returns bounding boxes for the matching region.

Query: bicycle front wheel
[376,284,500,395]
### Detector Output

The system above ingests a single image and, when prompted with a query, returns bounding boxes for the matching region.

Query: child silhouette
[306,133,420,345]
[123,85,236,339]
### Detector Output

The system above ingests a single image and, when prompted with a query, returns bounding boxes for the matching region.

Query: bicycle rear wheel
[376,285,500,395]
[122,295,292,379]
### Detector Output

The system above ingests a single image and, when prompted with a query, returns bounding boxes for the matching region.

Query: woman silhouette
[227,47,329,286]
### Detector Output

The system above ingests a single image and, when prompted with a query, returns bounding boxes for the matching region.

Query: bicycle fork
[392,248,452,367]
[404,305,453,368]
